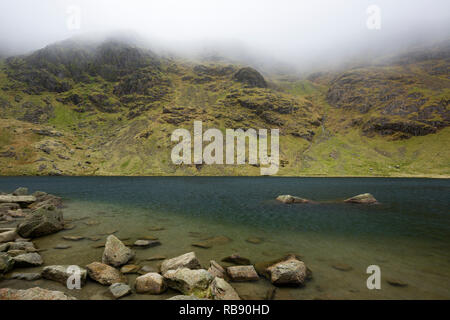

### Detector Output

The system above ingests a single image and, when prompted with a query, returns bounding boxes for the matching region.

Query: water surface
[1,177,449,299]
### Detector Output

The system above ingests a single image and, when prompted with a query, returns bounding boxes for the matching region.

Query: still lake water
[1,177,449,299]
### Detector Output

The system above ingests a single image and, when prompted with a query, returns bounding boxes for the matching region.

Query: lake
[1,176,449,299]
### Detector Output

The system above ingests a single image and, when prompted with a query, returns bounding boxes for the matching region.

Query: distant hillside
[0,38,448,177]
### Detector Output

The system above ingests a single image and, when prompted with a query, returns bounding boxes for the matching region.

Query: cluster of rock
[276,193,378,205]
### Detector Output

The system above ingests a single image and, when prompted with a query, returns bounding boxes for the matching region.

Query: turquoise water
[1,177,449,299]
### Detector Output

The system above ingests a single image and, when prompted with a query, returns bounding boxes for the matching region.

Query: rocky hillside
[0,38,448,177]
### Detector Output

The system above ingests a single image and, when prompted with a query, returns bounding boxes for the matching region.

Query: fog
[1,0,449,72]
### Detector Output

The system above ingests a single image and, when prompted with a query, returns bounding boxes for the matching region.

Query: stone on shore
[222,254,251,265]
[13,187,28,196]
[42,265,87,286]
[163,268,213,297]
[10,272,42,281]
[344,193,378,204]
[0,195,36,207]
[8,241,36,252]
[266,256,308,286]
[109,283,132,299]
[0,287,76,300]
[13,252,43,267]
[160,252,201,274]
[86,262,127,285]
[276,195,310,204]
[0,229,18,243]
[227,265,259,282]
[0,252,14,273]
[135,272,167,294]
[17,208,64,238]
[102,235,135,267]
[209,277,240,300]
[208,260,225,279]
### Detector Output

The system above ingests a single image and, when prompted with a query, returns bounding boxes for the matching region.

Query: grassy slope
[0,55,448,177]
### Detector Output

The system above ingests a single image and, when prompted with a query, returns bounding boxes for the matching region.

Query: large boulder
[163,268,213,297]
[266,256,307,286]
[86,262,127,285]
[13,252,43,267]
[28,193,63,210]
[276,195,310,204]
[17,208,64,238]
[0,287,76,300]
[208,277,240,300]
[160,252,201,274]
[344,193,378,204]
[233,67,267,88]
[42,265,87,286]
[227,266,259,282]
[0,252,14,273]
[102,235,135,267]
[135,272,167,294]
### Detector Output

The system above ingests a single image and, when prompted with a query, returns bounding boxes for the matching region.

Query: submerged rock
[344,193,378,204]
[276,195,311,204]
[222,254,251,265]
[102,235,135,267]
[17,208,64,238]
[227,265,259,282]
[10,272,42,281]
[160,252,201,274]
[163,268,213,297]
[42,265,87,286]
[209,277,240,300]
[120,264,141,274]
[192,235,231,249]
[135,272,167,294]
[109,283,132,299]
[332,263,353,272]
[86,261,127,285]
[133,239,161,248]
[0,287,76,300]
[246,237,263,244]
[386,278,408,287]
[62,235,85,241]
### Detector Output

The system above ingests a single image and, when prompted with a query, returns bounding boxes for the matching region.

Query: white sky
[0,0,449,67]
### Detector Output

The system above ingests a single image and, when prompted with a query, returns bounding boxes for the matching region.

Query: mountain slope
[0,39,448,177]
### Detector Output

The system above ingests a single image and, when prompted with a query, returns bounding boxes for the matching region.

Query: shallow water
[1,177,449,300]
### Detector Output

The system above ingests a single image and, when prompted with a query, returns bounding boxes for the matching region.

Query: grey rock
[209,277,240,300]
[135,272,167,294]
[0,287,76,300]
[227,265,259,282]
[161,252,201,274]
[13,252,43,267]
[17,208,64,238]
[102,235,135,267]
[10,272,42,281]
[163,268,213,297]
[0,252,14,273]
[109,283,131,299]
[42,265,87,286]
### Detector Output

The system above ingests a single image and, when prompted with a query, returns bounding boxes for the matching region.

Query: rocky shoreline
[1,187,403,300]
[1,187,316,300]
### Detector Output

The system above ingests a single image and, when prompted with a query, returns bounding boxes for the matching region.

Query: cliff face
[0,39,448,177]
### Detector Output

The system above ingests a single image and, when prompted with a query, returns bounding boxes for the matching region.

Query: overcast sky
[0,0,449,69]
